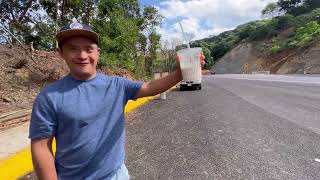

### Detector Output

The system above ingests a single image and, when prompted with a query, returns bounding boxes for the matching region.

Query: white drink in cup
[177,47,202,85]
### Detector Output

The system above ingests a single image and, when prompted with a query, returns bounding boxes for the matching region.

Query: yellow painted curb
[125,96,156,113]
[0,96,155,180]
[0,148,32,180]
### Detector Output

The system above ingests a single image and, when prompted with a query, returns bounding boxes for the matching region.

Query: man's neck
[70,72,97,81]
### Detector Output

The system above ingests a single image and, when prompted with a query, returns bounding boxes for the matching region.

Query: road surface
[126,74,320,180]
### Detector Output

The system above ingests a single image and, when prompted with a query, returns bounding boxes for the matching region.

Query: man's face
[58,37,100,80]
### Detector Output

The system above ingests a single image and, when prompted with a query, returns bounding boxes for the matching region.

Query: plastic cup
[177,47,202,82]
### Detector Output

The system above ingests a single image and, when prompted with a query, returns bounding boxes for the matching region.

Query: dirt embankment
[0,45,136,114]
[211,43,267,74]
[211,30,320,74]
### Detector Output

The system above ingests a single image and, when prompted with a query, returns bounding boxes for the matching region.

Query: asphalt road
[126,75,320,180]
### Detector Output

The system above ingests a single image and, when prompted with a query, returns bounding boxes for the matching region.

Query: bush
[295,8,320,27]
[211,41,231,60]
[294,21,320,46]
[98,52,118,67]
[238,25,256,40]
[202,46,214,69]
[274,14,295,30]
[270,44,282,54]
[249,23,277,41]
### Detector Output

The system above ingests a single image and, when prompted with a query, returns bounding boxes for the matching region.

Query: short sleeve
[120,78,143,101]
[29,92,57,140]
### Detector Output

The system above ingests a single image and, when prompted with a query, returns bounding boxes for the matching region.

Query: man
[29,22,183,180]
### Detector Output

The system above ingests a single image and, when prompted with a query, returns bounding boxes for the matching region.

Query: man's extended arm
[135,69,183,98]
[134,52,205,98]
[31,137,58,180]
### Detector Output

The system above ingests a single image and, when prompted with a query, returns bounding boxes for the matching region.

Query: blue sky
[139,0,277,45]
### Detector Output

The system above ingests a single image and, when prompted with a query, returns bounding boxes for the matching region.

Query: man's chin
[71,71,96,80]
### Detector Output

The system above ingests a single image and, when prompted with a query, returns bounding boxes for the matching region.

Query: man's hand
[200,51,205,67]
[199,51,210,75]
[135,51,205,98]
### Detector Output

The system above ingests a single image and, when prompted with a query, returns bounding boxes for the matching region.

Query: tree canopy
[277,0,320,16]
[0,0,166,78]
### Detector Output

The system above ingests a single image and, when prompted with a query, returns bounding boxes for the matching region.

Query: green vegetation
[1,0,320,75]
[191,1,320,67]
[0,0,167,79]
[277,0,320,16]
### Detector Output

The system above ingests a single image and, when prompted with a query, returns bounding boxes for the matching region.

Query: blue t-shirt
[29,73,143,180]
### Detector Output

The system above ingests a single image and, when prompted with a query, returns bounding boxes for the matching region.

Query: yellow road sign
[243,63,249,74]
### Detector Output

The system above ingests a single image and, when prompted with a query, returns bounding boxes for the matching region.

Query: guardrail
[251,71,270,75]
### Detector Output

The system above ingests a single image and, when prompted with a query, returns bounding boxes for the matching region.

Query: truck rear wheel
[180,85,185,91]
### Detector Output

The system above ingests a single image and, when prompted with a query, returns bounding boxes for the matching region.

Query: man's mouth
[76,63,89,66]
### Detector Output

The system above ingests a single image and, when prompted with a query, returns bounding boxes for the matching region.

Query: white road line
[230,78,320,84]
[211,75,320,85]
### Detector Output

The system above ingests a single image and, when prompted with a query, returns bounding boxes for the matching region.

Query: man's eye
[87,48,94,52]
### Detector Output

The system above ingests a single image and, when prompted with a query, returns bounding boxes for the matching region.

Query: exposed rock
[12,58,28,69]
[211,40,320,74]
[2,96,12,103]
[211,43,268,74]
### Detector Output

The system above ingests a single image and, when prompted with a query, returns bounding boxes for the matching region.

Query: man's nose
[77,50,88,60]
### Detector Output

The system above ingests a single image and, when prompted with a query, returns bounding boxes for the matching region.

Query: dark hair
[58,42,63,50]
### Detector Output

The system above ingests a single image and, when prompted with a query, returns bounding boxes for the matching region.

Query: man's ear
[57,48,63,57]
[97,48,101,53]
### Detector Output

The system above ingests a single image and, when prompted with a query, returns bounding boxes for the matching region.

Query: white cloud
[155,0,277,44]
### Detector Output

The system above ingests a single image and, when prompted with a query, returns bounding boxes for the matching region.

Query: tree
[277,0,320,16]
[140,6,163,76]
[93,0,141,71]
[0,0,40,45]
[0,0,98,48]
[40,0,98,25]
[262,2,282,18]
[140,6,163,32]
[145,31,161,75]
[159,40,178,72]
[304,0,320,12]
[0,0,164,77]
[277,0,303,16]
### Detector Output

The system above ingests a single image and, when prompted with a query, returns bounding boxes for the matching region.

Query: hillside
[211,43,264,74]
[0,45,136,115]
[191,8,320,74]
[212,40,320,74]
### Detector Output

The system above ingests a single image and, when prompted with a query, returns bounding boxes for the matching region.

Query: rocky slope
[211,40,320,74]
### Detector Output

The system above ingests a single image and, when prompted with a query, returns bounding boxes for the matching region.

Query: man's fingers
[202,70,210,75]
[200,52,205,66]
[201,60,205,66]
[200,52,205,61]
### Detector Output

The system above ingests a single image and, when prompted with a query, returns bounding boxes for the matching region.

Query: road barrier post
[154,72,168,100]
